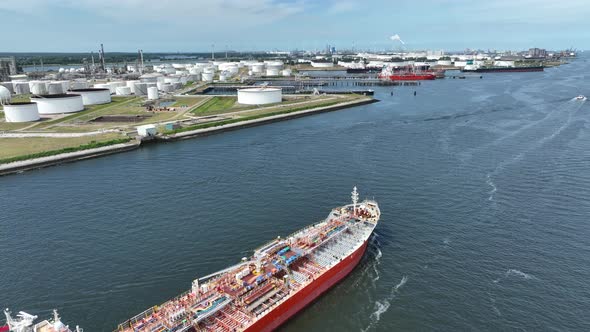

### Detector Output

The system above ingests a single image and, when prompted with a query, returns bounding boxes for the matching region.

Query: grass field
[190,97,239,115]
[0,133,124,160]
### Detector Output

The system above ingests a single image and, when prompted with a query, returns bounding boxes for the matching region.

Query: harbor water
[2,56,590,331]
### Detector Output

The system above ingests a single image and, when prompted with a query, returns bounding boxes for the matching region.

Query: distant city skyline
[1,0,588,52]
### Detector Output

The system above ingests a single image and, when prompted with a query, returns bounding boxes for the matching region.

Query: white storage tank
[29,81,48,95]
[55,80,70,92]
[71,80,89,90]
[126,80,139,94]
[282,69,292,76]
[31,94,84,114]
[69,88,111,105]
[237,88,282,105]
[3,102,40,122]
[134,82,149,96]
[14,82,31,95]
[147,87,159,100]
[164,76,181,84]
[161,84,174,93]
[1,82,14,94]
[219,72,228,82]
[108,81,126,93]
[115,86,132,96]
[47,82,65,95]
[94,83,113,93]
[202,72,214,82]
[266,67,280,76]
[251,64,264,73]
[188,74,200,82]
[0,85,11,104]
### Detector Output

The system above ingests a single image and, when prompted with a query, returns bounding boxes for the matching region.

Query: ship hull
[379,74,436,81]
[244,239,370,332]
[461,67,544,73]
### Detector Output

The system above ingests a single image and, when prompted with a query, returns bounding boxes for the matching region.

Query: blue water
[2,56,590,331]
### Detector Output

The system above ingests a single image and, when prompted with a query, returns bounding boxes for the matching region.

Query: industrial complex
[0,43,573,175]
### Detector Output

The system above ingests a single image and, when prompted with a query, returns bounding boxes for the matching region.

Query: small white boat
[575,95,587,101]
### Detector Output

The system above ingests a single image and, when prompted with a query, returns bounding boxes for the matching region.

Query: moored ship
[461,65,544,73]
[116,187,380,332]
[378,65,436,81]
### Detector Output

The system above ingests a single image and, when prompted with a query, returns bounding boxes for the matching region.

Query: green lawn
[190,97,238,115]
[0,133,127,161]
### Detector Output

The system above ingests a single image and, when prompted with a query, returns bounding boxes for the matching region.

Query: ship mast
[351,186,359,215]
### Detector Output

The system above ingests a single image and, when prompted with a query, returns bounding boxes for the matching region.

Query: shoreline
[0,97,377,177]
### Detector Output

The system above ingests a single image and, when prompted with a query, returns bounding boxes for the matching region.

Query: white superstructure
[3,308,82,332]
[2,102,40,122]
[237,88,282,105]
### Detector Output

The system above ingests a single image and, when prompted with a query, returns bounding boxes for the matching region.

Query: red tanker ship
[378,65,437,81]
[116,187,380,332]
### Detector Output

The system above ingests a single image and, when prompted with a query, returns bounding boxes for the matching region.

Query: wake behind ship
[115,187,380,332]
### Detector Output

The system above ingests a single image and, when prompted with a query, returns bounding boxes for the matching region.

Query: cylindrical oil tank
[3,102,40,122]
[164,76,181,84]
[29,81,47,95]
[54,80,70,92]
[108,81,126,93]
[189,67,202,75]
[282,69,292,76]
[47,83,65,95]
[115,86,132,96]
[266,68,280,76]
[71,80,89,90]
[147,87,159,100]
[187,74,200,82]
[161,84,174,93]
[93,83,112,92]
[179,76,188,84]
[31,94,84,114]
[69,88,111,105]
[134,82,148,96]
[219,72,228,82]
[14,82,31,95]
[202,72,214,82]
[237,88,282,105]
[251,64,264,73]
[140,74,161,83]
[126,80,139,94]
[0,86,11,104]
[1,82,14,94]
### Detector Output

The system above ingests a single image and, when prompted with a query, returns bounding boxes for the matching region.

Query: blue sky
[0,0,588,52]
